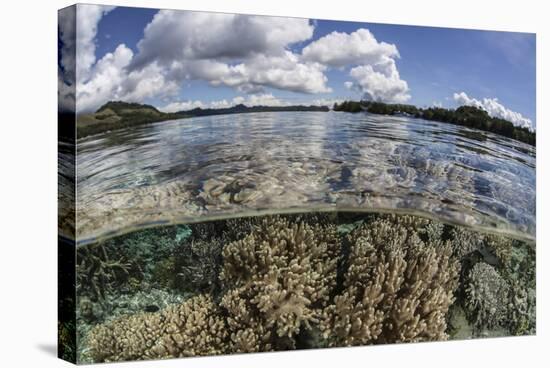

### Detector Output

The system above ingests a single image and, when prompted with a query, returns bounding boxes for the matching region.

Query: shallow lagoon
[74,212,535,363]
[68,112,536,363]
[76,111,535,243]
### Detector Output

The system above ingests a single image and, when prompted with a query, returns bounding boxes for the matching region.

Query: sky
[58,4,536,130]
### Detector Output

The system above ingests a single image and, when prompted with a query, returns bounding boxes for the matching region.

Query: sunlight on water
[74,111,535,243]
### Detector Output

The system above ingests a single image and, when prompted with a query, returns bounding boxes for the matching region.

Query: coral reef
[76,288,189,362]
[446,305,474,340]
[78,212,535,363]
[76,243,137,301]
[77,224,197,300]
[460,231,536,336]
[220,216,340,351]
[506,242,536,335]
[465,263,510,330]
[58,320,76,362]
[484,234,513,267]
[174,238,223,293]
[449,226,485,258]
[508,280,536,335]
[87,294,226,362]
[449,227,514,267]
[150,257,176,289]
[321,217,459,346]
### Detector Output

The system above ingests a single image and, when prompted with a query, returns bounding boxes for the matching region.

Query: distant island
[76,101,329,138]
[74,100,535,146]
[333,100,535,146]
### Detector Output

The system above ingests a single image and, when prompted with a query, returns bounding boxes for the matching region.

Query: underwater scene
[58,4,536,364]
[74,212,535,363]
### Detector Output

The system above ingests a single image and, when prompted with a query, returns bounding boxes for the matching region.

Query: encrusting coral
[320,216,459,346]
[86,294,226,362]
[219,216,340,352]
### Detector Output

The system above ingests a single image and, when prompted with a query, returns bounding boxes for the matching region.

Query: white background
[0,0,547,366]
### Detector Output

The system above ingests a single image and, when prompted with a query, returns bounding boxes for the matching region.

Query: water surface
[76,111,535,243]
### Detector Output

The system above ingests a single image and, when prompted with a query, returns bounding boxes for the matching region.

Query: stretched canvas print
[58,4,536,364]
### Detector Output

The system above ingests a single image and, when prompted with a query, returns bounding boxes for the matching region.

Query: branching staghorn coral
[77,243,136,301]
[77,225,192,300]
[86,294,227,362]
[320,217,459,346]
[219,216,340,352]
[220,287,275,353]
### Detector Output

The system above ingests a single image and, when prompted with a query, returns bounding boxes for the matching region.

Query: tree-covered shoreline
[333,100,535,146]
[76,101,329,138]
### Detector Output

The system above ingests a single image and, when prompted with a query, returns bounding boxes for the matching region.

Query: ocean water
[69,112,536,363]
[75,111,535,244]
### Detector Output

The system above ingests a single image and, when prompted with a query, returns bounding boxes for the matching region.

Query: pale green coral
[508,280,536,335]
[465,262,510,330]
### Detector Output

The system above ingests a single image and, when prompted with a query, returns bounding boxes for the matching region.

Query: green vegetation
[77,101,329,138]
[333,100,535,146]
[182,103,329,117]
[77,101,185,138]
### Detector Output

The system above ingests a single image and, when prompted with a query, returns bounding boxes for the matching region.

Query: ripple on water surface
[74,111,535,243]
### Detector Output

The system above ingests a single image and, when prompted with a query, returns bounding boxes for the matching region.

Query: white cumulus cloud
[160,100,206,112]
[302,28,409,103]
[348,57,410,103]
[58,6,77,111]
[301,28,399,67]
[73,5,183,112]
[244,93,288,106]
[76,44,133,113]
[159,93,289,112]
[132,10,314,67]
[453,92,534,131]
[72,7,412,113]
[127,10,328,95]
[309,98,345,108]
[76,4,115,83]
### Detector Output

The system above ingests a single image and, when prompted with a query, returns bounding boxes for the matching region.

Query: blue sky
[64,5,535,129]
